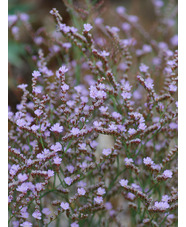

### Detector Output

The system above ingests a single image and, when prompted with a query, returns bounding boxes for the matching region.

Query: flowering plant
[8,1,177,226]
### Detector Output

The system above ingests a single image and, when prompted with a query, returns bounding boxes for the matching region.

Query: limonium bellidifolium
[8,0,178,226]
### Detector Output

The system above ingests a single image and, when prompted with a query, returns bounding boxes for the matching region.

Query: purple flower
[32,70,41,78]
[138,123,147,130]
[77,188,86,196]
[89,85,107,100]
[169,83,177,92]
[144,78,154,89]
[12,221,19,227]
[105,202,112,210]
[9,164,20,176]
[17,183,28,193]
[16,119,26,127]
[142,44,152,53]
[31,124,40,132]
[78,143,86,150]
[128,128,136,135]
[18,173,28,182]
[127,192,136,200]
[93,121,102,128]
[97,187,106,195]
[162,170,173,179]
[154,201,170,211]
[50,123,63,133]
[60,202,70,210]
[42,208,51,215]
[90,140,98,149]
[53,156,62,165]
[122,22,131,31]
[64,177,73,186]
[128,15,138,23]
[63,42,72,49]
[34,109,43,117]
[35,183,44,191]
[94,196,103,204]
[71,127,80,136]
[94,17,103,25]
[170,34,178,46]
[71,222,79,227]
[161,195,170,202]
[20,13,29,21]
[83,23,93,32]
[50,142,62,152]
[99,106,108,114]
[139,63,149,73]
[119,179,128,187]
[110,26,120,33]
[116,6,126,14]
[100,50,110,57]
[58,65,69,75]
[143,157,154,166]
[17,84,28,90]
[61,83,69,92]
[124,157,134,165]
[66,165,75,173]
[32,210,42,220]
[48,170,54,177]
[102,148,112,156]
[109,123,117,131]
[20,222,32,227]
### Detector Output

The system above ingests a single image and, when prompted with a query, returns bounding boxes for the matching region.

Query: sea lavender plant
[8,0,178,226]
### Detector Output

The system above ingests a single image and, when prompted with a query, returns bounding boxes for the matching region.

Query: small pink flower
[71,127,80,136]
[102,148,112,156]
[53,156,62,165]
[124,158,134,165]
[60,202,70,210]
[139,63,149,73]
[83,23,93,32]
[42,208,51,215]
[64,177,73,186]
[143,157,154,166]
[32,210,42,220]
[100,50,110,57]
[77,188,86,196]
[162,170,173,179]
[97,187,106,195]
[119,179,128,187]
[94,196,103,204]
[32,70,41,78]
[50,123,63,133]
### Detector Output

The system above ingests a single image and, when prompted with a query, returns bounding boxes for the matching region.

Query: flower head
[102,148,112,156]
[71,127,80,136]
[143,157,154,166]
[77,188,86,196]
[119,179,128,187]
[20,222,32,227]
[139,63,149,73]
[32,210,42,220]
[50,123,63,133]
[32,70,41,78]
[162,170,173,179]
[64,177,73,186]
[60,202,70,210]
[94,196,103,204]
[83,23,93,32]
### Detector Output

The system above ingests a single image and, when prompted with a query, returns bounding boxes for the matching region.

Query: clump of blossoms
[9,1,177,226]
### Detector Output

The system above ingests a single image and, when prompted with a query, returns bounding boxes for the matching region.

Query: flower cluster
[8,1,177,226]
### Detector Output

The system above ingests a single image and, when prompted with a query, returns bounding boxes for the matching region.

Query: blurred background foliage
[8,0,177,111]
